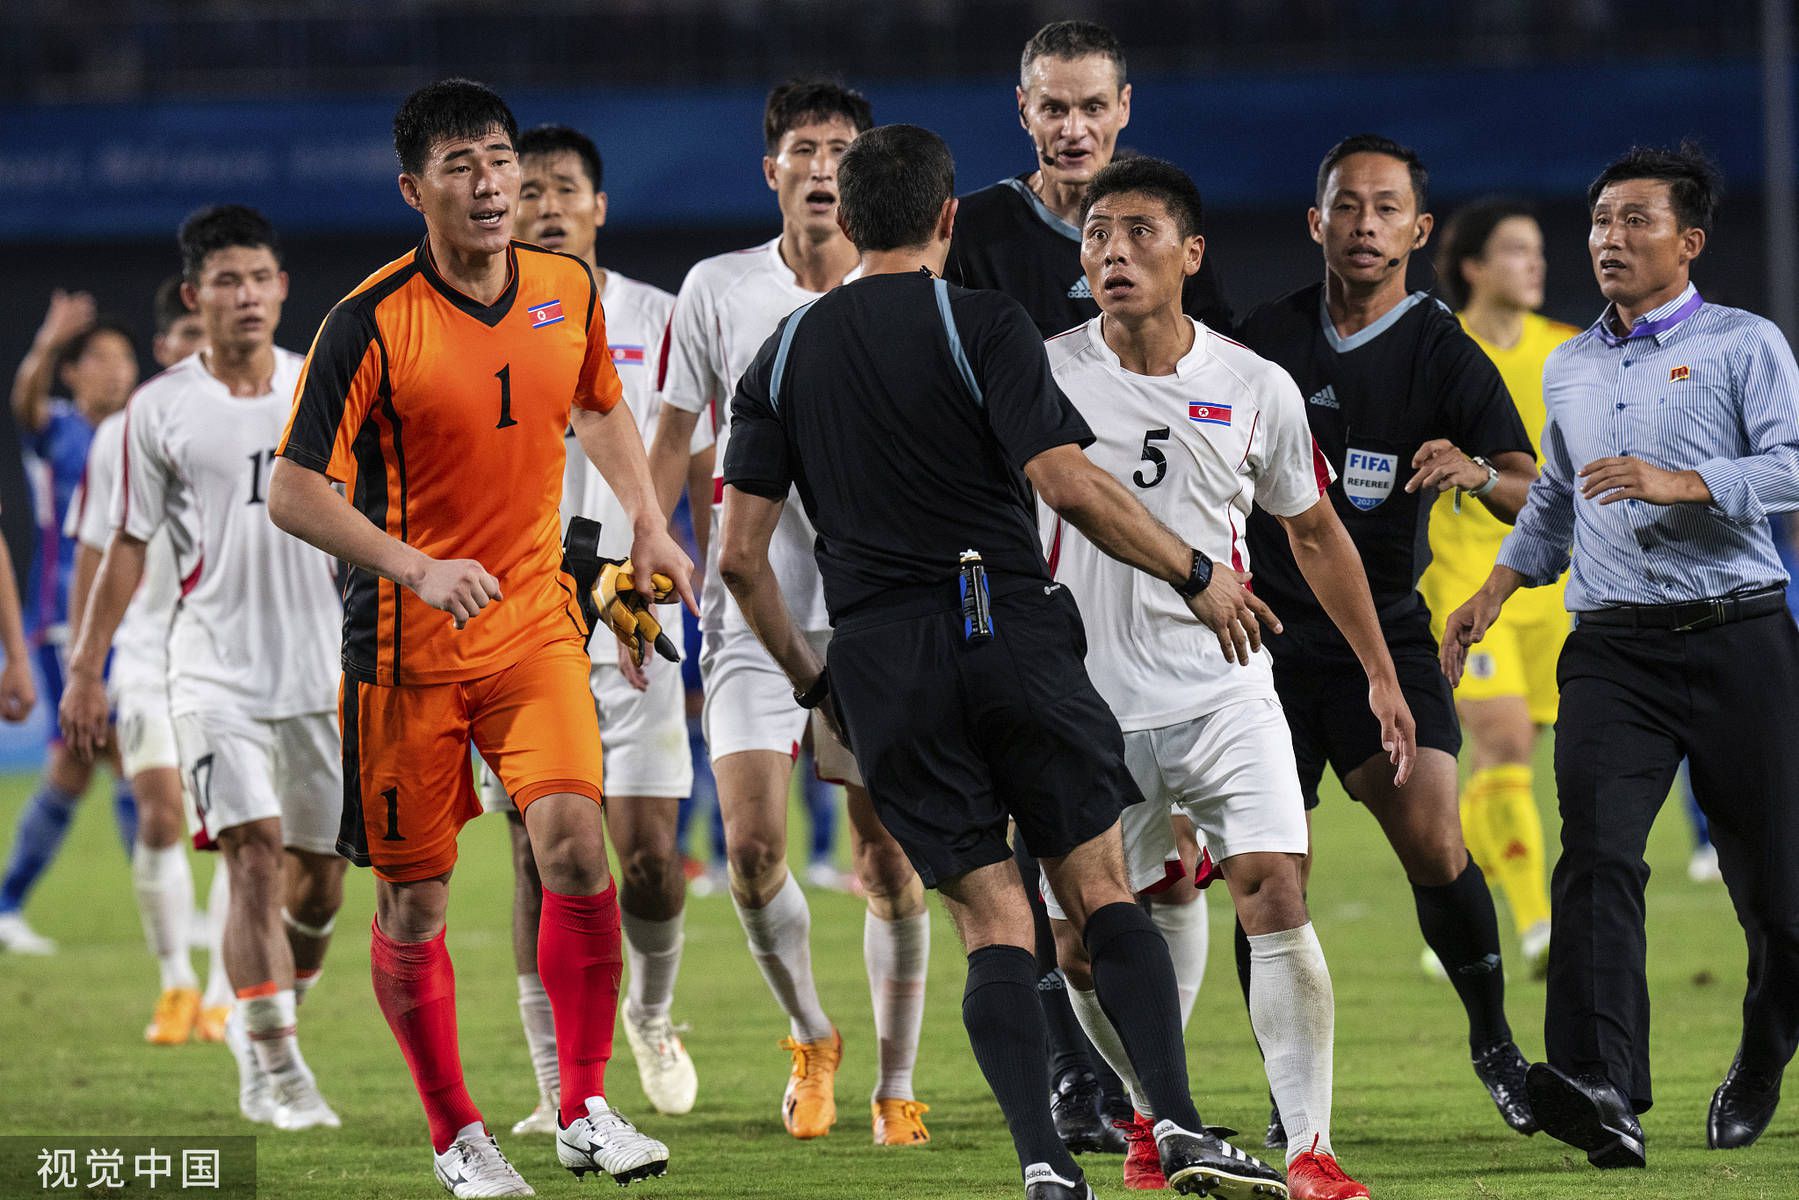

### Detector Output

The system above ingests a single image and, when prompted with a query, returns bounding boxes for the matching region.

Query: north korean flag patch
[529,300,566,329]
[1669,364,1690,382]
[610,344,646,365]
[1188,401,1232,427]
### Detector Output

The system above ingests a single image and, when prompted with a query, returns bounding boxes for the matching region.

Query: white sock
[621,910,684,1022]
[133,843,197,991]
[282,907,334,1006]
[202,863,233,1008]
[1067,980,1150,1117]
[1247,923,1335,1162]
[733,872,833,1042]
[864,909,928,1101]
[1149,892,1208,1029]
[240,989,304,1079]
[516,972,560,1100]
[293,969,322,1004]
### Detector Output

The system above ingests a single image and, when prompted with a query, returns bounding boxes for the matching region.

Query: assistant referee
[716,123,1285,1200]
[1445,143,1799,1169]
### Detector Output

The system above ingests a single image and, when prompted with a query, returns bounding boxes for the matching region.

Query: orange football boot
[872,1098,930,1145]
[780,1030,842,1138]
[144,987,201,1045]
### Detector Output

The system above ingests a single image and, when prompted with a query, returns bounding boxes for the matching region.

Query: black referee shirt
[724,270,1094,622]
[1237,283,1533,627]
[945,175,1234,338]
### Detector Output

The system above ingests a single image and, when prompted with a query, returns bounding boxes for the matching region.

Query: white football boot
[270,1068,342,1131]
[510,1090,559,1137]
[0,912,56,955]
[434,1128,535,1197]
[556,1096,669,1185]
[622,1008,698,1116]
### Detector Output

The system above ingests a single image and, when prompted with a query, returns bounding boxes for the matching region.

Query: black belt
[1576,586,1787,632]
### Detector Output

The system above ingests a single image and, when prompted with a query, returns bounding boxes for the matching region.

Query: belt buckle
[1674,598,1726,632]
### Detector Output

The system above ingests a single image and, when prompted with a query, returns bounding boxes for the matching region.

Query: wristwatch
[1171,549,1214,600]
[1467,456,1500,499]
[793,669,831,710]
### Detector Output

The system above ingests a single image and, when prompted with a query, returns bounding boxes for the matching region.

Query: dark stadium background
[0,0,1791,759]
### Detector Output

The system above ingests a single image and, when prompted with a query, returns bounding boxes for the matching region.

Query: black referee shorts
[827,582,1138,888]
[1266,606,1461,809]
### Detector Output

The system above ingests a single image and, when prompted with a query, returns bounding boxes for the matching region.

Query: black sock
[965,945,1081,1177]
[1233,917,1253,1013]
[1413,855,1512,1049]
[1084,901,1204,1131]
[1036,968,1091,1085]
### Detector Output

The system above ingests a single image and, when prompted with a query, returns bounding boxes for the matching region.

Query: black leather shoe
[1154,1121,1288,1198]
[1023,1163,1096,1200]
[1264,1097,1287,1151]
[1050,1072,1113,1155]
[1708,1058,1782,1149]
[1525,1062,1646,1169]
[1472,1039,1539,1134]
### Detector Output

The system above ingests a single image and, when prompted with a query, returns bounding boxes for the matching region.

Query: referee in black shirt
[718,124,1286,1200]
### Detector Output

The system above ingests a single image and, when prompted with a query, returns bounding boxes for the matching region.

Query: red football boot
[1120,1112,1167,1190]
[1286,1136,1370,1200]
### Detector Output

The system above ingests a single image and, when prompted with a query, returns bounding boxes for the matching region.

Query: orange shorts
[339,638,603,882]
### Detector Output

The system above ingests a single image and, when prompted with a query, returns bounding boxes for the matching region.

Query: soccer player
[645,80,933,1147]
[944,20,1231,338]
[719,121,1286,1200]
[270,79,691,1196]
[0,296,138,955]
[60,204,346,1130]
[945,20,1218,1146]
[1042,157,1405,1200]
[1236,135,1540,1137]
[1418,201,1578,980]
[485,121,704,1131]
[152,274,208,365]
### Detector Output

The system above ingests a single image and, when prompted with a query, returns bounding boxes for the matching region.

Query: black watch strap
[1171,549,1214,600]
[794,669,831,710]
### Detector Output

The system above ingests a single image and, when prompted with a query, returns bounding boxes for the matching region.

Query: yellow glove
[595,560,681,668]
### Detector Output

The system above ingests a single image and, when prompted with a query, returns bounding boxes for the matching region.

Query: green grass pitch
[0,752,1793,1199]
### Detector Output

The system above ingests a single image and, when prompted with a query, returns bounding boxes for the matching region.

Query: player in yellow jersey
[1420,200,1578,979]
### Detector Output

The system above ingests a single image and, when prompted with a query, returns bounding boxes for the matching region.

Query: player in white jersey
[478,123,709,1131]
[1038,160,1418,1200]
[646,81,932,1147]
[61,206,346,1133]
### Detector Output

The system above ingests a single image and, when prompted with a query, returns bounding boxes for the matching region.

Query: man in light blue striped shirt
[1442,143,1799,1171]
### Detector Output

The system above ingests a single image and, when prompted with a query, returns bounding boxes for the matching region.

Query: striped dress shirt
[1497,284,1799,610]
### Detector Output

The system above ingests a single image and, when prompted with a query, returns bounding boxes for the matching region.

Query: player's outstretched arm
[1277,496,1416,784]
[571,406,697,616]
[61,532,148,758]
[0,536,35,723]
[1440,566,1525,688]
[12,290,96,434]
[1026,443,1279,665]
[717,484,822,695]
[266,459,501,629]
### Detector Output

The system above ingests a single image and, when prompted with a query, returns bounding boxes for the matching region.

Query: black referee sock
[1084,901,1205,1131]
[964,945,1080,1177]
[1413,856,1513,1049]
[1233,917,1254,1013]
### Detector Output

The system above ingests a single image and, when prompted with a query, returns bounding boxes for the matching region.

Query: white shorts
[479,656,694,813]
[698,626,861,787]
[173,709,341,855]
[115,686,179,779]
[1043,699,1307,921]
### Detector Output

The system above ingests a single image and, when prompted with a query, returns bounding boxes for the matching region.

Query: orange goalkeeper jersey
[279,238,623,686]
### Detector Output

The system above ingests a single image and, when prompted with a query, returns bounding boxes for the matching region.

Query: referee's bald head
[838,124,956,252]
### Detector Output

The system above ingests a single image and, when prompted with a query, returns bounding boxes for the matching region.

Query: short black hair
[837,124,955,253]
[57,319,139,379]
[1586,140,1722,233]
[393,77,518,175]
[177,204,282,284]
[1436,198,1537,309]
[518,124,604,192]
[1020,20,1127,91]
[153,274,195,334]
[763,79,873,154]
[1080,156,1204,239]
[1316,133,1429,212]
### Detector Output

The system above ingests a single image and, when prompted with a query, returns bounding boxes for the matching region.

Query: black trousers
[1549,611,1799,1112]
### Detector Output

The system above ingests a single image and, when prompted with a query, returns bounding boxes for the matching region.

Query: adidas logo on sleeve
[1307,384,1339,409]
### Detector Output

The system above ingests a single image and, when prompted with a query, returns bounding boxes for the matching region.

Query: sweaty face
[1310,152,1429,287]
[1464,215,1546,312]
[765,118,859,238]
[190,245,287,354]
[1018,55,1130,190]
[517,149,602,261]
[1080,191,1202,321]
[405,126,519,259]
[153,314,206,369]
[1589,179,1699,311]
[62,330,137,418]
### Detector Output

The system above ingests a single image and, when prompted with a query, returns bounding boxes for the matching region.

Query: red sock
[370,918,483,1152]
[539,883,624,1125]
